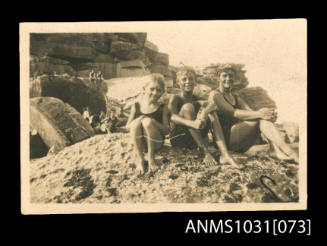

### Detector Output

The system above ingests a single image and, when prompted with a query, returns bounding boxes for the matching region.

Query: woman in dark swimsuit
[126,74,170,175]
[208,65,299,163]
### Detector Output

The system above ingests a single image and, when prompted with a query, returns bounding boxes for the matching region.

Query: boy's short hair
[176,68,197,84]
[143,73,166,91]
[216,64,235,76]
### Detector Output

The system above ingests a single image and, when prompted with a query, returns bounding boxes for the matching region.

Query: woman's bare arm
[208,91,264,121]
[236,95,253,111]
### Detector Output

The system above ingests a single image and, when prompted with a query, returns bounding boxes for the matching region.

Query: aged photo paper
[20,20,307,214]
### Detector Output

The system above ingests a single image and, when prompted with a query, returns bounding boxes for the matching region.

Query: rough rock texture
[30,75,107,115]
[30,55,75,77]
[237,87,277,110]
[30,33,173,80]
[282,122,299,143]
[30,97,95,153]
[30,133,299,204]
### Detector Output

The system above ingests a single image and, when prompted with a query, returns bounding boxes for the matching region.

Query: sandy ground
[30,131,299,204]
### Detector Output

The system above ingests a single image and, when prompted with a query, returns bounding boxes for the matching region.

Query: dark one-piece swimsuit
[134,102,164,124]
[215,91,242,145]
[134,102,165,151]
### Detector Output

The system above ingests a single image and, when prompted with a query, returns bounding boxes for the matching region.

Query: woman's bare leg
[179,103,217,166]
[229,120,261,152]
[208,112,239,166]
[141,118,164,172]
[129,118,146,174]
[259,120,299,163]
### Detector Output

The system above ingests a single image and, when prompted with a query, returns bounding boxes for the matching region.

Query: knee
[141,117,155,128]
[245,120,259,127]
[129,118,142,132]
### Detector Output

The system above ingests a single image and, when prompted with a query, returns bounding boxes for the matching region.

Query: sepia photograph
[20,20,307,214]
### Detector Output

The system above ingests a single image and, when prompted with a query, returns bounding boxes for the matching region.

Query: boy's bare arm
[168,95,201,129]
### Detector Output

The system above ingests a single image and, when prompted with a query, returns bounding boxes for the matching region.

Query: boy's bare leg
[129,118,146,174]
[208,112,239,167]
[259,120,299,163]
[179,103,217,166]
[141,118,164,172]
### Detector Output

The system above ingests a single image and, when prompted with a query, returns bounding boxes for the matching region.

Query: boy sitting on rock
[168,68,238,167]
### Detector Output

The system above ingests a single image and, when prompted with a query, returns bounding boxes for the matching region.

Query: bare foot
[148,157,160,173]
[272,148,299,164]
[271,143,299,164]
[219,154,240,167]
[203,153,218,166]
[135,156,145,176]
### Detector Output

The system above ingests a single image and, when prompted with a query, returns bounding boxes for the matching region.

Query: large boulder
[113,33,147,46]
[30,97,95,154]
[149,64,169,77]
[282,122,299,143]
[144,48,169,66]
[105,75,152,101]
[118,59,149,78]
[110,49,146,61]
[30,75,107,115]
[237,87,277,111]
[144,40,159,52]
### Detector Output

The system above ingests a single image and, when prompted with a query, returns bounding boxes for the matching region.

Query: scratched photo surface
[20,20,307,214]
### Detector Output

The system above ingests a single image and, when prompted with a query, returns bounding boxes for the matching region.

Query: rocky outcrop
[30,33,172,80]
[30,75,107,115]
[30,97,95,154]
[237,87,277,110]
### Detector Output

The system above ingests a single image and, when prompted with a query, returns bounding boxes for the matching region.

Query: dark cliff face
[30,33,171,80]
[30,75,107,115]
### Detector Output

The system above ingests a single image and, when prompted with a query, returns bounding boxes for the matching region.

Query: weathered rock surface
[237,87,277,110]
[30,33,173,80]
[282,122,299,143]
[30,97,95,153]
[30,133,299,204]
[30,75,107,115]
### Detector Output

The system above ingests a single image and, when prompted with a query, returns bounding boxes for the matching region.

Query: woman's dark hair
[216,64,236,77]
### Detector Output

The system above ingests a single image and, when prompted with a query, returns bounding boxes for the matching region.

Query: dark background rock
[30,97,95,155]
[237,87,277,110]
[30,75,107,115]
[30,130,49,159]
[29,33,174,81]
